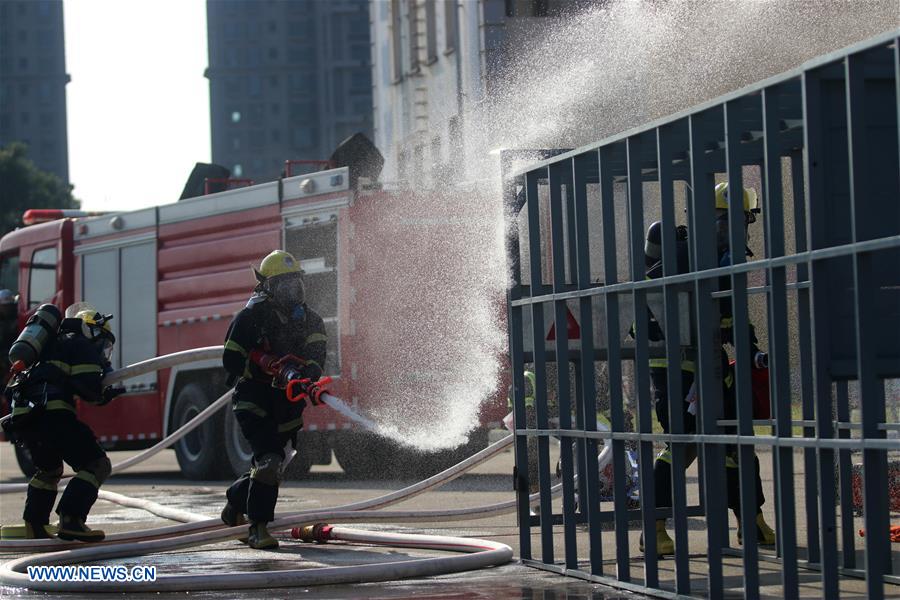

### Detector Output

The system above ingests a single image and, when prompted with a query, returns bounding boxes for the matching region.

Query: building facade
[0,0,70,183]
[205,0,373,184]
[369,0,576,182]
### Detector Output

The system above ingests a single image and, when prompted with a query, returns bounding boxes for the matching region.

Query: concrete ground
[0,437,897,599]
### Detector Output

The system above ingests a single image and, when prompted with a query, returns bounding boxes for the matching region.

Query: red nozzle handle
[286,378,310,403]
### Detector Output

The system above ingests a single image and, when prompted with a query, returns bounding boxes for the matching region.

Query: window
[444,0,457,52]
[292,127,314,149]
[249,129,265,149]
[0,253,19,298]
[391,0,402,81]
[249,75,262,97]
[408,0,419,71]
[28,247,57,309]
[425,0,437,64]
[350,71,370,92]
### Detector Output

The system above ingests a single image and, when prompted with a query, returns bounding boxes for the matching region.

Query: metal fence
[503,31,900,599]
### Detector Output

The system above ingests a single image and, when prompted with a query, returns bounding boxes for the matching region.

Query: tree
[0,143,79,238]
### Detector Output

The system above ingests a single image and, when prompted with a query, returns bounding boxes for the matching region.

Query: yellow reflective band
[49,360,71,374]
[28,477,58,492]
[74,470,101,489]
[720,317,733,328]
[224,339,249,357]
[648,358,695,373]
[305,333,327,344]
[724,372,734,388]
[70,364,102,376]
[278,417,304,433]
[46,400,75,412]
[725,455,739,469]
[305,359,323,371]
[234,401,267,417]
[656,449,672,464]
[11,407,31,416]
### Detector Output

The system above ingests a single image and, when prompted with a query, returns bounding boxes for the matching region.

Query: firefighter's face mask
[715,210,754,252]
[98,337,114,360]
[269,273,305,306]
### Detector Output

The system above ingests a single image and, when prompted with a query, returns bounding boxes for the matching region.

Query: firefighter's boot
[221,503,247,527]
[24,522,56,539]
[639,520,675,556]
[57,515,105,543]
[737,512,776,546]
[221,503,249,543]
[247,521,278,550]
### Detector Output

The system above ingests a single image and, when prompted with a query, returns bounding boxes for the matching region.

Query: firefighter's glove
[99,385,126,406]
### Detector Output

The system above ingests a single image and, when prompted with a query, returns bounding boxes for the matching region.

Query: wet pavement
[1,441,896,598]
[0,440,640,599]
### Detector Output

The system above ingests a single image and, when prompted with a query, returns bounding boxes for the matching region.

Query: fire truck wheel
[14,443,36,478]
[172,383,228,480]
[333,432,400,479]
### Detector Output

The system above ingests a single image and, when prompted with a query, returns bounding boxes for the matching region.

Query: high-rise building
[205,0,373,184]
[370,0,577,181]
[0,0,70,183]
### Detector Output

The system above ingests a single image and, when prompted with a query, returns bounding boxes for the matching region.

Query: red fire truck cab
[0,166,506,480]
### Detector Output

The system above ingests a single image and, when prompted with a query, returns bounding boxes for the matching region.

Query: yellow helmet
[714,182,759,213]
[254,250,301,282]
[74,308,116,345]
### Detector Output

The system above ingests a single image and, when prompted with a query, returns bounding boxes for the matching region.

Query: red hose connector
[291,522,333,543]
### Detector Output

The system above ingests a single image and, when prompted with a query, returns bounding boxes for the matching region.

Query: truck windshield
[0,253,18,297]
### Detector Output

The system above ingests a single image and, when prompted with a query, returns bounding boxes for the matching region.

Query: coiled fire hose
[0,346,565,592]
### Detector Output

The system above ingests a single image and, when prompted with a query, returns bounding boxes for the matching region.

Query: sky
[63,0,210,212]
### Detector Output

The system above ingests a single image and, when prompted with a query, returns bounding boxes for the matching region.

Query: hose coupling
[290,522,333,543]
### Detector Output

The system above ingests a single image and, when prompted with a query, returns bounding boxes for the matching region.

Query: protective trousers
[226,409,297,523]
[650,368,764,514]
[22,411,109,525]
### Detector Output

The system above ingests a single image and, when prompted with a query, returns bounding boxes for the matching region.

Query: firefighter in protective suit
[639,182,775,555]
[221,250,327,550]
[4,306,123,541]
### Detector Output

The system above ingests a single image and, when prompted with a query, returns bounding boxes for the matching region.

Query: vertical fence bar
[572,152,603,575]
[600,145,631,583]
[657,123,690,594]
[549,160,578,570]
[845,50,889,599]
[689,110,726,600]
[507,172,532,561]
[526,168,555,564]
[835,381,855,570]
[790,147,821,565]
[724,99,760,599]
[627,134,659,589]
[761,84,799,598]
[802,66,840,599]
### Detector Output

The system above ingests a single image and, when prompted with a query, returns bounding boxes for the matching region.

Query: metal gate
[504,30,900,599]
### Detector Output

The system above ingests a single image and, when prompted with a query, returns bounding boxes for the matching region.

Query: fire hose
[0,346,565,592]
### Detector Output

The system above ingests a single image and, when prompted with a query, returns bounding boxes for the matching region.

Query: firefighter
[221,250,327,550]
[0,289,17,381]
[639,182,775,555]
[4,306,123,541]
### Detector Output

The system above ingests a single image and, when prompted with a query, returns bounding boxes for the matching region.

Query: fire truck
[0,165,507,480]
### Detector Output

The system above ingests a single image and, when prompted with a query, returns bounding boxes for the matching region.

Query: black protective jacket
[7,330,110,425]
[222,294,327,427]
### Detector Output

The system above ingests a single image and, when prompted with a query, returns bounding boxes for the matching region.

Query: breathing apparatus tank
[8,303,62,372]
